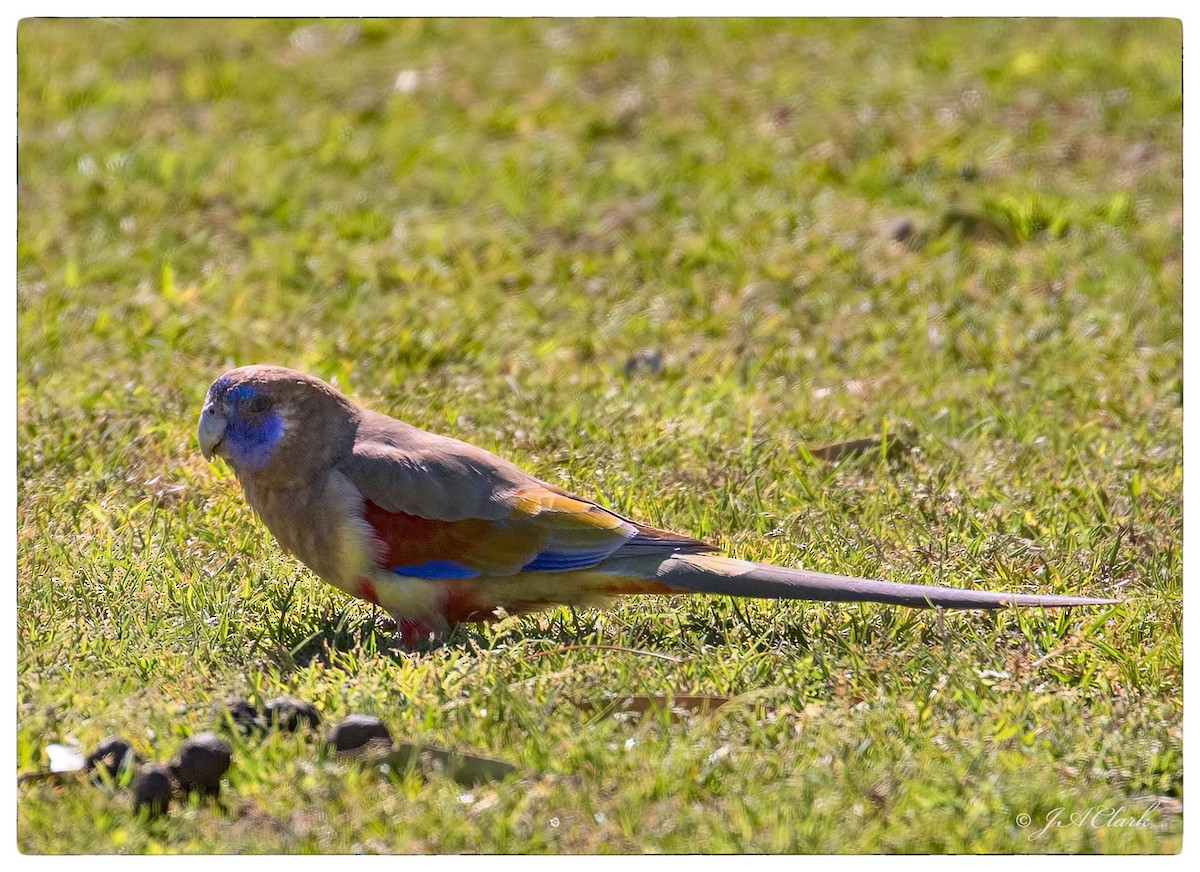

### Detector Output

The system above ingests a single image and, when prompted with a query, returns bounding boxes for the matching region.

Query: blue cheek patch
[224,410,284,471]
[392,560,480,580]
[522,547,614,572]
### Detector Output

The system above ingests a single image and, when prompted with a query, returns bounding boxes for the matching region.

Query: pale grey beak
[198,403,227,461]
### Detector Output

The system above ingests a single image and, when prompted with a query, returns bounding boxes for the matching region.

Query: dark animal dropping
[169,731,232,796]
[329,714,393,753]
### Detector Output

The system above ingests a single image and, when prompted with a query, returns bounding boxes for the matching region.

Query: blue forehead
[229,383,258,400]
[209,376,257,402]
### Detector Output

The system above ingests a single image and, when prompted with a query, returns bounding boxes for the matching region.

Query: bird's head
[198,365,358,486]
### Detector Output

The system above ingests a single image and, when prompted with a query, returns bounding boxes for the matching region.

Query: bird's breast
[239,470,376,593]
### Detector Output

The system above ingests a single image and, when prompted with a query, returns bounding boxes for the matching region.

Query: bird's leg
[391,610,451,651]
[359,573,452,650]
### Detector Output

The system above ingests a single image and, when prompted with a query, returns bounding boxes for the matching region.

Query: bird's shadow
[264,606,610,669]
[261,609,424,668]
[265,599,824,672]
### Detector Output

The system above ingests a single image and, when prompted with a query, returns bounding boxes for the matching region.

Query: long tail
[609,553,1117,609]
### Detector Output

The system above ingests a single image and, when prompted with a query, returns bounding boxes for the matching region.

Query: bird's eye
[242,395,271,414]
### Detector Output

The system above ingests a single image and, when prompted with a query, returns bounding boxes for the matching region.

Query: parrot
[197,365,1116,648]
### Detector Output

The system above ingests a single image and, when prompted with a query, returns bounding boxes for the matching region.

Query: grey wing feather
[341,409,545,521]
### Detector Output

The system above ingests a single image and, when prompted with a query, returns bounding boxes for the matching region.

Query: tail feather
[649,553,1117,609]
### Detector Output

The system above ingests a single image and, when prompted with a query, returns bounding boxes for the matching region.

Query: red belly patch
[355,577,380,605]
[439,580,487,623]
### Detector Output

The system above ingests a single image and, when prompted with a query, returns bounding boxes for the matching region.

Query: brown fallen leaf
[528,644,685,663]
[355,741,519,786]
[572,694,731,722]
[809,436,889,462]
[938,207,1021,245]
[809,425,916,463]
[17,769,76,786]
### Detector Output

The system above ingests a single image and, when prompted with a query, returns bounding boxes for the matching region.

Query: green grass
[17,18,1181,853]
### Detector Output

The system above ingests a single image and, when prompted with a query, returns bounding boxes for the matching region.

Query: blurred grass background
[17,18,1181,853]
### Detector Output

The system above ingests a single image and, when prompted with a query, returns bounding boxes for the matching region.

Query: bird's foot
[392,613,450,651]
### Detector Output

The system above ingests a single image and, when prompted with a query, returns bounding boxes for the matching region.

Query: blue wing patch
[521,547,615,572]
[392,559,480,579]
